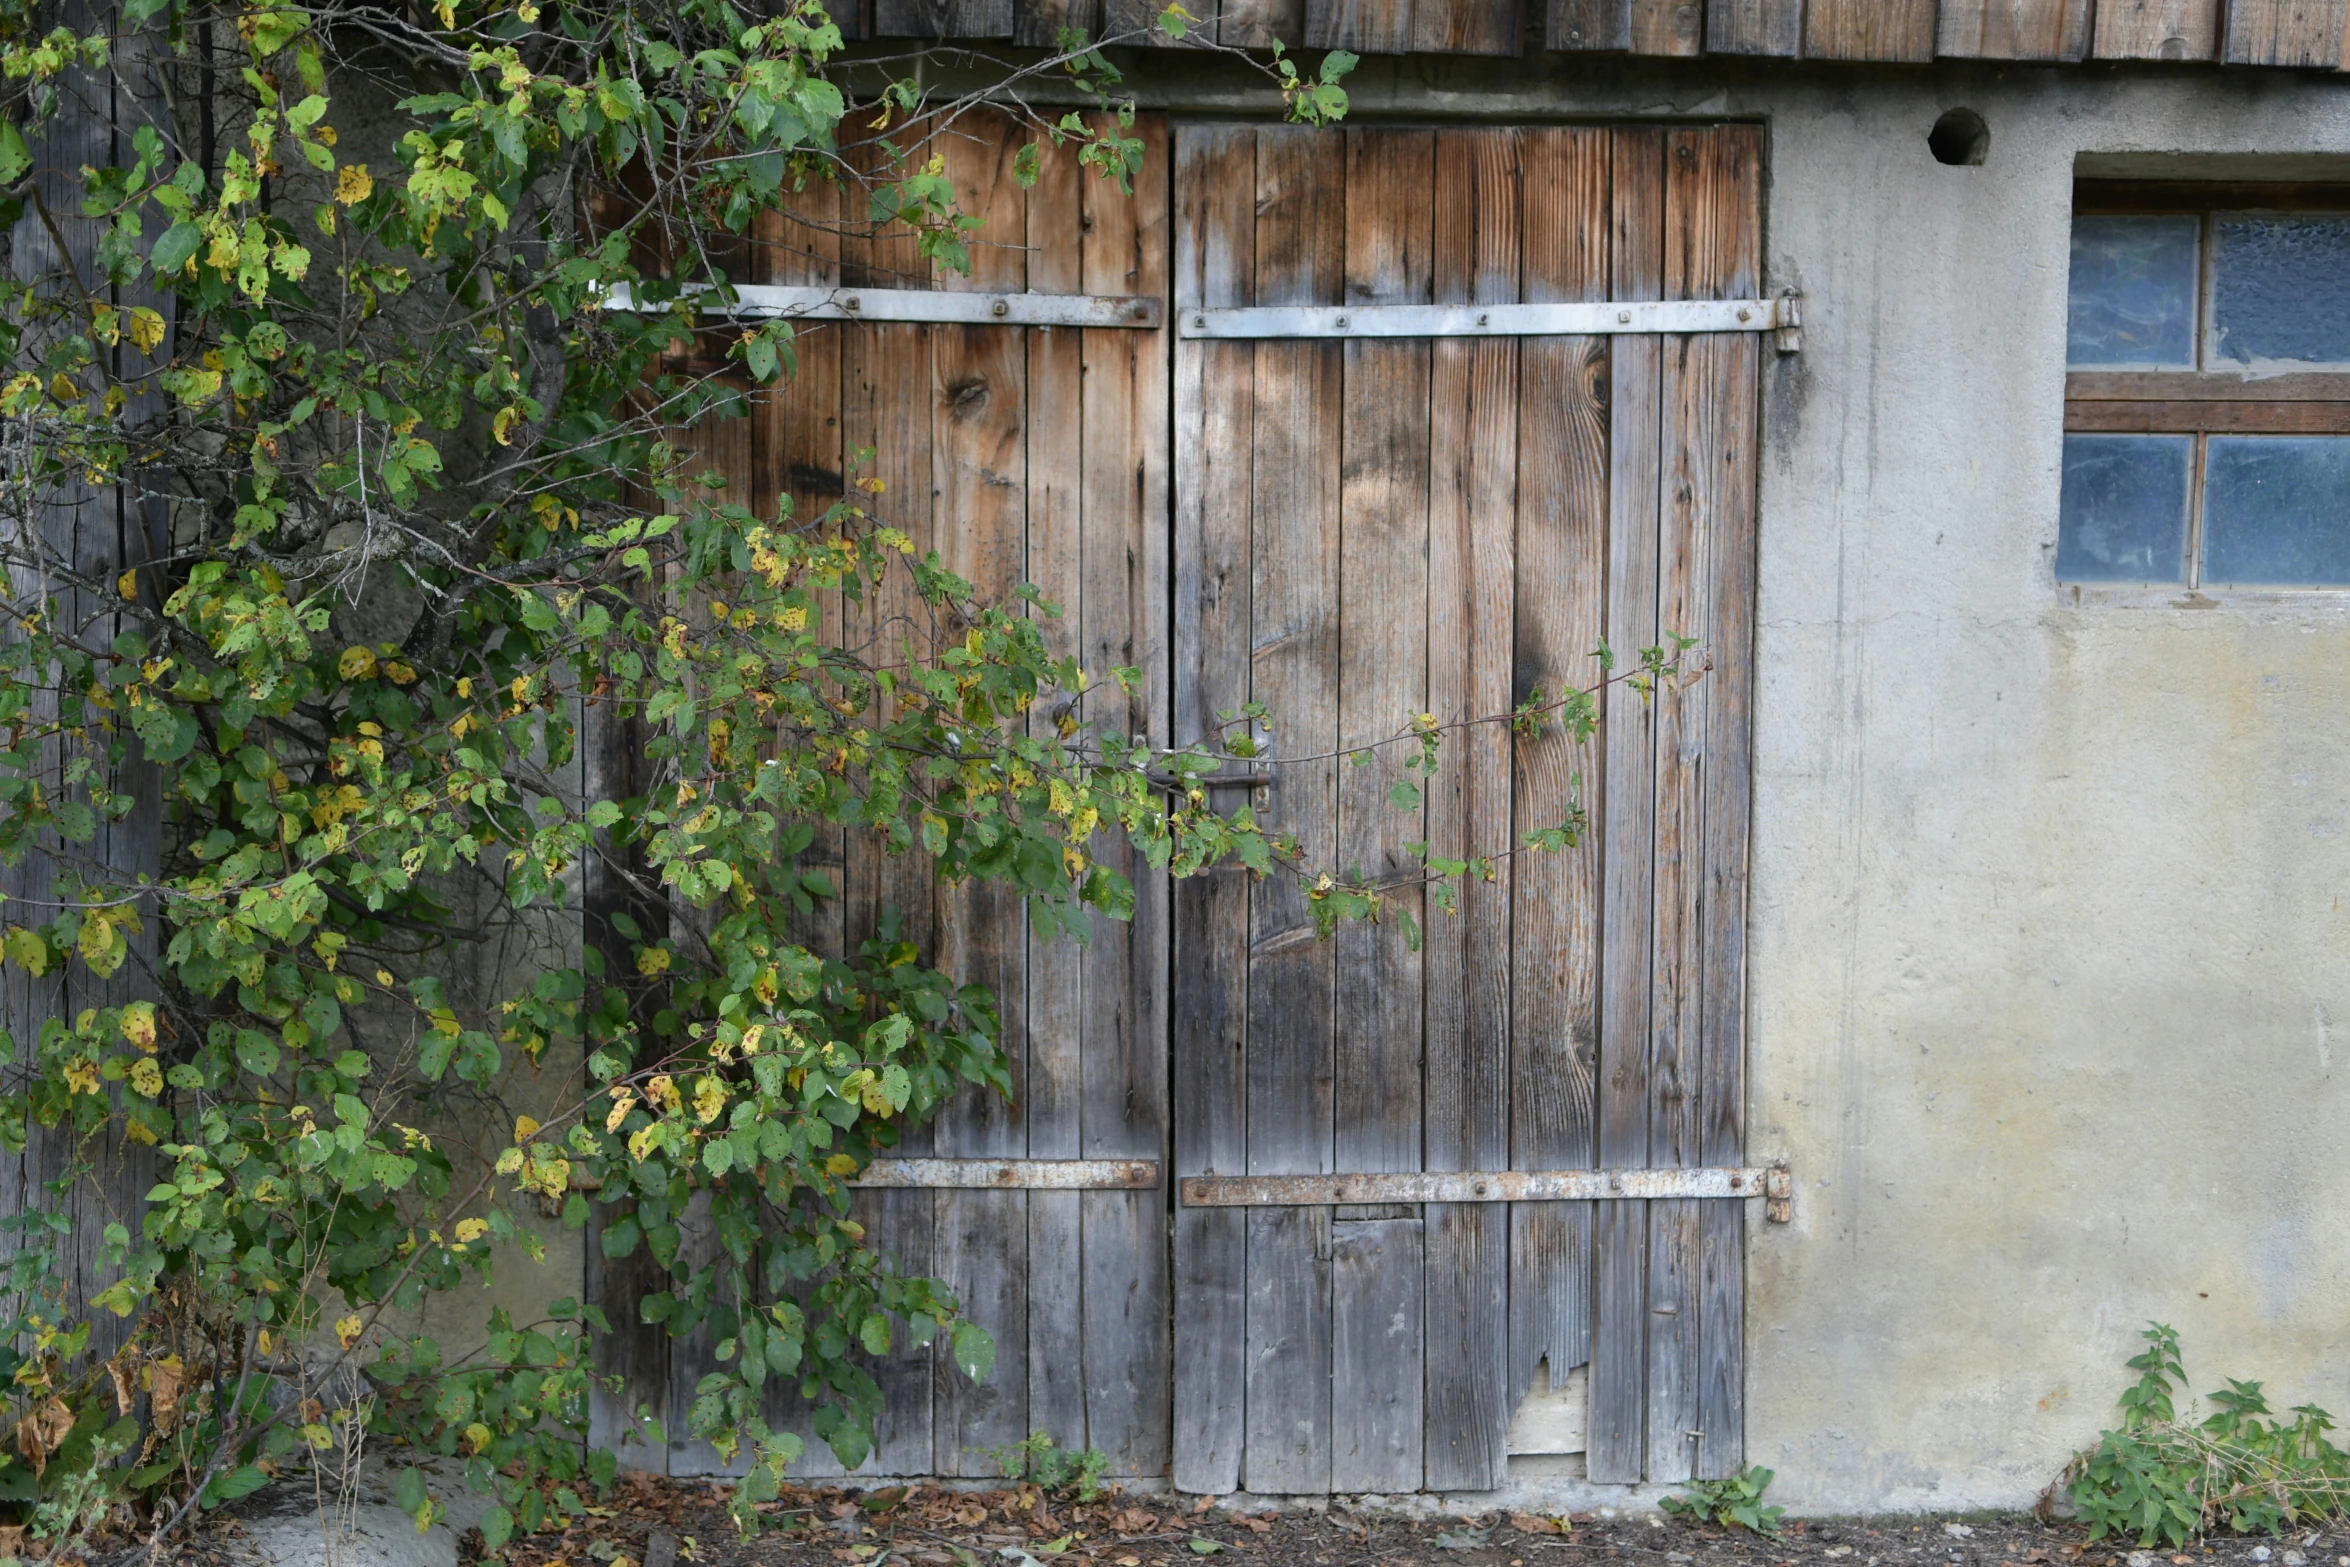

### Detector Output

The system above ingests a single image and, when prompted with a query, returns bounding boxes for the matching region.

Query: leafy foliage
[2066,1324,2350,1549]
[1660,1465,1784,1537]
[984,1429,1112,1504]
[0,0,1696,1553]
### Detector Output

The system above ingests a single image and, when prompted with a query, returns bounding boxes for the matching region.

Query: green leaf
[481,1505,514,1550]
[202,1464,270,1508]
[859,1311,891,1357]
[951,1319,993,1381]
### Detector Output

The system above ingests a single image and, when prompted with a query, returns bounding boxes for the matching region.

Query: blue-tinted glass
[2056,435,2191,583]
[2211,217,2350,367]
[2201,436,2350,586]
[2068,215,2200,368]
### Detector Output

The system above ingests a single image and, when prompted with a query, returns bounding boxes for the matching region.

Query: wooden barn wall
[822,0,2350,67]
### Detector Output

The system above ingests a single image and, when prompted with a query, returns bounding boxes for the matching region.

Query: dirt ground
[457,1476,2350,1567]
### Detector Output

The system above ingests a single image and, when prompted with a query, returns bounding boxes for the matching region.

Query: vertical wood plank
[1017,0,1103,44]
[930,111,1033,1473]
[1219,0,1309,47]
[1936,0,2092,57]
[2224,0,2350,64]
[839,152,940,1468]
[1682,125,1761,1485]
[1803,0,1939,58]
[1412,0,1522,54]
[1705,0,1804,51]
[1332,129,1432,1494]
[1243,124,1345,1498]
[1589,125,1666,1487]
[1331,1219,1425,1492]
[1423,127,1520,1496]
[1308,0,1414,56]
[1548,0,1626,47]
[1080,111,1173,1480]
[1172,123,1258,1498]
[873,0,1014,37]
[1508,125,1611,1449]
[1025,129,1092,1458]
[2091,0,2221,56]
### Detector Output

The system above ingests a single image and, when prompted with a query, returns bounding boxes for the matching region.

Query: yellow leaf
[335,1314,363,1350]
[636,946,670,977]
[128,1058,162,1098]
[77,913,119,976]
[334,163,373,205]
[123,1117,157,1146]
[494,1147,522,1175]
[338,646,378,681]
[513,1114,540,1143]
[126,307,166,355]
[604,1089,636,1134]
[61,1059,96,1096]
[649,1074,681,1113]
[375,968,395,987]
[693,1076,725,1125]
[115,569,138,601]
[464,1421,491,1453]
[627,1123,662,1162]
[120,1000,156,1052]
[454,1218,488,1243]
[739,1024,764,1055]
[825,1153,858,1177]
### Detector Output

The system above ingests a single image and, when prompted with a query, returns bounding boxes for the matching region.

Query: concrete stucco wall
[1732,67,2350,1514]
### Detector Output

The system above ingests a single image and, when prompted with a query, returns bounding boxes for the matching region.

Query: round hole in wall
[1928,107,1990,167]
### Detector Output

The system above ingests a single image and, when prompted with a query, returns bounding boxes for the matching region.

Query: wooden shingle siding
[2225,0,2350,63]
[1803,0,1939,58]
[1703,0,1803,54]
[2094,0,2223,56]
[1938,0,2092,58]
[857,0,2350,66]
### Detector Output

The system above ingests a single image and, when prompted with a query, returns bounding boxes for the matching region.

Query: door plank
[1552,0,1703,50]
[1024,128,1091,1458]
[1331,130,1433,1494]
[1423,127,1521,1495]
[1017,0,1102,44]
[1589,125,1665,1486]
[1507,125,1610,1447]
[873,0,1014,37]
[1803,0,1937,58]
[1080,111,1174,1479]
[2091,0,2221,56]
[1937,0,2092,57]
[1682,125,1762,1484]
[1243,124,1345,1497]
[1331,1219,1426,1492]
[838,157,940,1469]
[930,113,1033,1471]
[1173,123,1260,1497]
[1705,0,1802,52]
[1220,0,1310,48]
[2224,0,2350,65]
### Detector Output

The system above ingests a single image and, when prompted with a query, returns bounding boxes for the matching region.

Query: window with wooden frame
[2062,182,2350,590]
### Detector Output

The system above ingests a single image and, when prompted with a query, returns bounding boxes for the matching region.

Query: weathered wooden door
[629,109,1176,1482]
[1168,123,1763,1492]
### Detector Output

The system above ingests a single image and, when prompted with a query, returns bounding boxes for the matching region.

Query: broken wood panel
[1080,111,1173,1477]
[1242,122,1345,1498]
[1937,0,2092,57]
[1331,1219,1425,1491]
[1588,125,1666,1487]
[930,112,1033,1471]
[2091,0,2221,56]
[1802,0,1938,58]
[1172,122,1259,1498]
[1412,0,1522,54]
[1308,0,1414,57]
[2224,0,2350,64]
[1024,125,1091,1459]
[1705,0,1803,52]
[873,0,1013,36]
[1507,125,1610,1435]
[1423,126,1520,1495]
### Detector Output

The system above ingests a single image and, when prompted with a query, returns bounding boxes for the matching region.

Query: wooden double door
[665,116,1763,1493]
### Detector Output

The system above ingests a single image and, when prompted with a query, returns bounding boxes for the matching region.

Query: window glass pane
[2210,216,2350,367]
[2057,435,2191,583]
[2067,215,2200,368]
[2201,436,2350,586]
